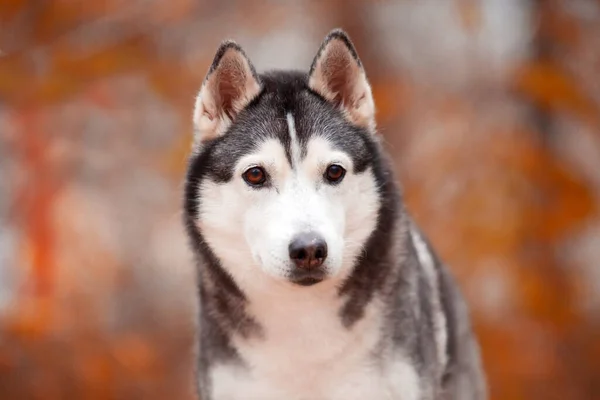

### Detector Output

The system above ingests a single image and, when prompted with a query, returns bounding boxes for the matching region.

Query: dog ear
[309,29,375,132]
[193,41,261,146]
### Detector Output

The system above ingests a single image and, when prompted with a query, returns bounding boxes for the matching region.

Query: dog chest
[207,295,421,400]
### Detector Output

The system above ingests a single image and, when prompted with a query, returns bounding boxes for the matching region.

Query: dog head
[185,30,384,290]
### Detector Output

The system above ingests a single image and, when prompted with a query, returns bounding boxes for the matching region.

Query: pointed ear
[193,41,261,145]
[309,29,376,132]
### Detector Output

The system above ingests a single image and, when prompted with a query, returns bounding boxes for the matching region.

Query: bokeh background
[1,0,599,399]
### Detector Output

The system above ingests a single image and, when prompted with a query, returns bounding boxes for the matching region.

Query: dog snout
[288,232,328,269]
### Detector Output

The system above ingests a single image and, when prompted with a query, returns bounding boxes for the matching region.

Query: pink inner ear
[202,109,214,121]
[309,38,375,131]
[215,59,248,119]
[193,45,261,143]
[317,43,360,107]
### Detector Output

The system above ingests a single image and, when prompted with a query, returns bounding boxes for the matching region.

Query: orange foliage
[515,62,599,126]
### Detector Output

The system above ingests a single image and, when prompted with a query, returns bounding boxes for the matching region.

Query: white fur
[287,112,302,165]
[410,226,448,370]
[198,128,424,398]
[211,296,420,400]
[192,85,232,150]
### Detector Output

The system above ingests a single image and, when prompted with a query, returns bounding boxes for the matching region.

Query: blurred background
[0,0,599,399]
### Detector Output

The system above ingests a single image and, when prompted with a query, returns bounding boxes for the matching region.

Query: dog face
[186,31,383,290]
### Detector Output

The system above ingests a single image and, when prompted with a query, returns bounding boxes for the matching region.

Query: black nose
[288,233,328,269]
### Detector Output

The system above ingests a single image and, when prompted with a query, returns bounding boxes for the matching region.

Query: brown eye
[242,167,267,186]
[325,164,346,184]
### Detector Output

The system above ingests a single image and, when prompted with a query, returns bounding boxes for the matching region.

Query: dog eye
[242,166,267,186]
[324,164,346,184]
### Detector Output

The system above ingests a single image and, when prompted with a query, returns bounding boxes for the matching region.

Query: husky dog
[184,29,486,400]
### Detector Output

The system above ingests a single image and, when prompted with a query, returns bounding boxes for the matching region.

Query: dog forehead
[191,72,374,184]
